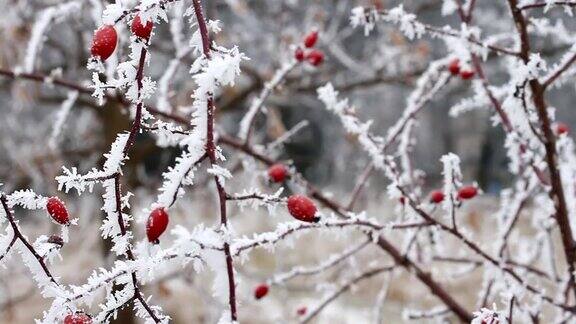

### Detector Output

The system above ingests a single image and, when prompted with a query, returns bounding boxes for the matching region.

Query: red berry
[268,164,288,183]
[458,186,478,200]
[295,47,305,62]
[46,197,69,225]
[430,190,445,204]
[254,283,269,300]
[399,197,406,205]
[556,122,569,135]
[64,312,92,324]
[91,25,117,60]
[131,15,154,40]
[448,59,460,75]
[304,30,319,48]
[306,50,324,66]
[287,195,318,222]
[146,208,169,243]
[297,306,307,316]
[460,69,475,80]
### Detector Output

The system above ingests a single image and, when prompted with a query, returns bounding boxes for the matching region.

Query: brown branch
[0,234,17,263]
[300,265,395,323]
[519,1,576,10]
[114,175,160,323]
[0,194,57,285]
[293,69,423,93]
[113,0,180,24]
[218,134,473,322]
[375,8,518,57]
[0,68,189,125]
[543,51,576,88]
[506,0,576,301]
[398,184,574,312]
[191,0,238,321]
[100,43,162,322]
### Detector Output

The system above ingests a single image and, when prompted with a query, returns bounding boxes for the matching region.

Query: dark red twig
[506,0,576,301]
[191,0,238,320]
[0,194,57,285]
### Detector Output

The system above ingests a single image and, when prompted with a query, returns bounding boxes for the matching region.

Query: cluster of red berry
[267,163,319,223]
[425,185,478,204]
[447,61,572,138]
[90,14,154,61]
[400,185,479,207]
[294,30,324,66]
[448,59,475,80]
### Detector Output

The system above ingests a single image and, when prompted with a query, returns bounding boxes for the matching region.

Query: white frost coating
[352,5,429,40]
[238,60,297,141]
[440,153,462,217]
[352,5,497,59]
[385,59,450,149]
[155,109,206,208]
[471,305,508,324]
[192,46,246,95]
[6,189,47,210]
[23,2,80,72]
[265,120,309,151]
[542,43,576,87]
[156,33,246,208]
[170,224,233,302]
[231,216,382,257]
[149,120,188,147]
[530,17,575,46]
[270,239,369,284]
[231,188,285,215]
[441,0,458,16]
[95,285,134,322]
[15,240,59,291]
[0,226,15,263]
[318,83,386,169]
[156,56,184,112]
[101,177,133,256]
[381,5,425,40]
[101,2,124,25]
[518,0,576,15]
[58,133,132,256]
[49,91,79,149]
[207,165,232,186]
[136,0,170,25]
[449,80,497,117]
[56,133,129,194]
[134,297,169,324]
[350,6,378,36]
[170,2,187,55]
[90,37,155,106]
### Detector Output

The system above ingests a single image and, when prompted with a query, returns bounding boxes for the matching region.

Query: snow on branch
[23,2,81,72]
[318,83,386,169]
[56,133,129,194]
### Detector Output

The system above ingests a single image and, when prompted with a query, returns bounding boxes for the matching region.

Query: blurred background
[0,0,575,323]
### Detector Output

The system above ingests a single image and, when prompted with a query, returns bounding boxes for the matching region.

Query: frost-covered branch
[299,264,395,324]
